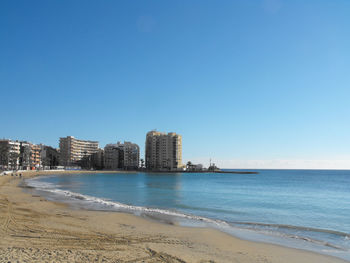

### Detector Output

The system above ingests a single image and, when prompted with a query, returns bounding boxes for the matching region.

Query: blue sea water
[26,170,350,261]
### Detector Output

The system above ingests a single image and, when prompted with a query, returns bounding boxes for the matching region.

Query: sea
[24,170,350,261]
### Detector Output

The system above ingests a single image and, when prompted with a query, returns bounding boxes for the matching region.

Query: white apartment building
[59,136,99,167]
[145,131,182,171]
[0,139,20,170]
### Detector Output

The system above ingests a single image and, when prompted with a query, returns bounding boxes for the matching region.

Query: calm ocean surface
[26,170,350,261]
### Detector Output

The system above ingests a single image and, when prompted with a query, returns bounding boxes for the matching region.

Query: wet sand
[0,171,347,262]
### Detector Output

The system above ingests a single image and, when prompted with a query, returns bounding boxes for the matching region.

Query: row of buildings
[0,140,59,170]
[0,131,184,171]
[59,136,140,170]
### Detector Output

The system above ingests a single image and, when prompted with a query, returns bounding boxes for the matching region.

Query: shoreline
[0,171,347,262]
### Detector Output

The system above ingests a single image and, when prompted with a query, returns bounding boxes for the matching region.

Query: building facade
[145,131,182,171]
[117,141,139,170]
[0,140,43,171]
[0,139,20,170]
[91,148,104,170]
[104,142,139,170]
[30,144,41,169]
[19,142,31,170]
[18,142,42,170]
[59,136,99,167]
[41,145,60,169]
[104,144,119,170]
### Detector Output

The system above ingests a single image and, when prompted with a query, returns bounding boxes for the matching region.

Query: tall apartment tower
[59,136,99,167]
[145,131,182,171]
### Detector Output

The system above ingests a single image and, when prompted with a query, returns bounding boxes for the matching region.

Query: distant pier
[146,170,259,174]
[212,170,258,174]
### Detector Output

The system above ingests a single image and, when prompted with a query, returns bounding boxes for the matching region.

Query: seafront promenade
[0,170,347,263]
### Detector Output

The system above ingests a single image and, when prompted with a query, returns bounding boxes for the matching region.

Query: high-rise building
[145,131,182,171]
[18,142,42,170]
[30,144,41,169]
[104,144,119,170]
[104,141,140,170]
[117,141,140,170]
[91,148,104,170]
[0,140,42,171]
[0,139,20,170]
[41,145,60,169]
[59,136,99,167]
[19,141,31,170]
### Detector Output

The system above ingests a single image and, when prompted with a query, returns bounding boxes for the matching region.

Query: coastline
[0,171,347,262]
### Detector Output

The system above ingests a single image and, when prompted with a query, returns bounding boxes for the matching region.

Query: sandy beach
[0,171,346,263]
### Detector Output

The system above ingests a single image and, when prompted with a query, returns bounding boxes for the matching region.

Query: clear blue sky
[1,0,350,168]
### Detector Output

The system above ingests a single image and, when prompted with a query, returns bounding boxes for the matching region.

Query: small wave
[25,177,350,256]
[25,178,228,227]
[228,221,350,251]
[25,180,57,190]
[176,204,247,215]
[230,221,350,239]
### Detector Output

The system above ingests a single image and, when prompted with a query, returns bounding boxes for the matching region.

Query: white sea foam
[25,177,228,227]
[24,176,350,262]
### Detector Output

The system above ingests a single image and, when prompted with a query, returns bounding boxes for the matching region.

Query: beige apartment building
[59,136,99,167]
[31,144,41,169]
[145,131,182,171]
[19,141,41,170]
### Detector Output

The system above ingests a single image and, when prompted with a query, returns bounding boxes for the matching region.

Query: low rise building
[186,162,203,171]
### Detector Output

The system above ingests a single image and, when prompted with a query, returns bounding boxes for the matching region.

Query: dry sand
[0,171,347,263]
